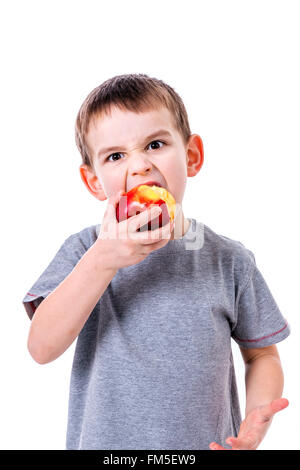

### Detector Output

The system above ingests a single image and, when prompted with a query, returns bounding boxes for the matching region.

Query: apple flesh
[116,184,176,231]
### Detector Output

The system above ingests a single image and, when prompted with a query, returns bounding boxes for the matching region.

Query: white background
[0,0,299,450]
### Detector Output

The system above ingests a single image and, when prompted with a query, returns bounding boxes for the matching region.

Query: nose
[128,151,153,178]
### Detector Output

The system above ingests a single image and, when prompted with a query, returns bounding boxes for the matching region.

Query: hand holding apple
[96,186,175,271]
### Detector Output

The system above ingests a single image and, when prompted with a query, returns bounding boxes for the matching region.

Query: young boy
[22,73,290,450]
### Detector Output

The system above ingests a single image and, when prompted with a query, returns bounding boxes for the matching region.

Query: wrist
[92,238,118,275]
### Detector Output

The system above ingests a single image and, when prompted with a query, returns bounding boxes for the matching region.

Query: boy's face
[80,105,203,211]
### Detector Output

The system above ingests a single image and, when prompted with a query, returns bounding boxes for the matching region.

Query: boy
[22,73,290,450]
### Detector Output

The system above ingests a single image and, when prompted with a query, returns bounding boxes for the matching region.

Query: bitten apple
[116,184,176,231]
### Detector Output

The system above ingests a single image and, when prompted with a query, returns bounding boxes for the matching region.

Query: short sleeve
[232,253,291,349]
[22,234,85,320]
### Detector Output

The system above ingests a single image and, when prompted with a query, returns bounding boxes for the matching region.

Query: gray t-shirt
[22,218,290,450]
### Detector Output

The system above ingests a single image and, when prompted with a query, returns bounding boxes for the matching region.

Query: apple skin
[116,184,175,231]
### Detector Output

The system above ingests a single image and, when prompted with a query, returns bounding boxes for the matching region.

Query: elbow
[27,334,53,365]
[27,313,56,364]
[27,340,48,365]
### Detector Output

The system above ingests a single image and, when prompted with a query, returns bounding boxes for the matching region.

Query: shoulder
[203,223,254,258]
[202,222,256,281]
[63,223,100,254]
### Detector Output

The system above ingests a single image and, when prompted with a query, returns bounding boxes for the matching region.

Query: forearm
[28,240,117,364]
[244,354,284,417]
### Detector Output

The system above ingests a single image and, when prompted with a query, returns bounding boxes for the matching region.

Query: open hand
[209,397,289,450]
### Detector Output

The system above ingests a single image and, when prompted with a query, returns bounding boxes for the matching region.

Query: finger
[131,218,173,244]
[128,205,163,233]
[225,437,235,448]
[140,230,173,255]
[226,436,255,450]
[105,190,126,222]
[260,398,289,422]
[271,397,289,412]
[209,442,228,451]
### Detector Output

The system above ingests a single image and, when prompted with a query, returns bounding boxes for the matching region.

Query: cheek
[163,157,187,197]
[162,152,183,175]
[100,170,125,196]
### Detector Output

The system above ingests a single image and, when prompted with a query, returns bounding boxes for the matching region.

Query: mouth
[126,181,164,192]
[137,181,162,188]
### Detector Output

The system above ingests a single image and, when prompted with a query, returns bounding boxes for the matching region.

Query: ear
[79,164,108,202]
[186,134,204,177]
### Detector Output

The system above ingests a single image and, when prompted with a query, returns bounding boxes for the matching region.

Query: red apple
[116,184,176,231]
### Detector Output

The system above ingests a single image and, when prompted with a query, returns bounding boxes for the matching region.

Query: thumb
[269,397,289,414]
[105,189,125,222]
[260,398,289,422]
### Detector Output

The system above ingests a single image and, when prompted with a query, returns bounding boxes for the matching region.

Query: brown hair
[75,73,192,171]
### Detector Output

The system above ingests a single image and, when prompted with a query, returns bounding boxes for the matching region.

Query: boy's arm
[209,345,289,450]
[27,239,117,365]
[27,191,172,365]
[240,344,284,415]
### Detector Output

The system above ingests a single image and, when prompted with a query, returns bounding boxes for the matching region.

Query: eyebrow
[97,129,172,158]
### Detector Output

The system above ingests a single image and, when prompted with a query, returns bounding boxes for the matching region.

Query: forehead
[87,105,177,151]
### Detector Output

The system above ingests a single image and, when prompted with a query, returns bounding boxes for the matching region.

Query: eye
[106,152,124,163]
[147,140,165,151]
[105,140,165,162]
